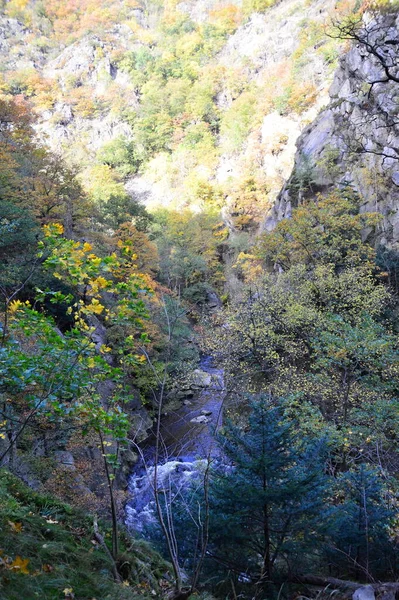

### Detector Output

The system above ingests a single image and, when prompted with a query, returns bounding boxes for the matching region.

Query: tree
[0,223,152,572]
[327,465,397,580]
[207,398,328,587]
[311,312,399,426]
[85,164,150,231]
[257,191,380,272]
[151,208,224,302]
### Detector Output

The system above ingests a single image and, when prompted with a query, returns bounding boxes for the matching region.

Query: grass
[0,469,169,600]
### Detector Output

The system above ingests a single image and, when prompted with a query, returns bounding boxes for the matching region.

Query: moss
[0,469,169,599]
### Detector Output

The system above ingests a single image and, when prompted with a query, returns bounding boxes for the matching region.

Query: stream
[125,356,225,533]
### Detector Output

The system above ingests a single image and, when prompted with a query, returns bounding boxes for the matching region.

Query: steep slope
[0,469,169,599]
[268,11,399,247]
[0,0,344,229]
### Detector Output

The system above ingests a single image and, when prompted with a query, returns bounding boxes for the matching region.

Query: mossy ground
[0,469,169,600]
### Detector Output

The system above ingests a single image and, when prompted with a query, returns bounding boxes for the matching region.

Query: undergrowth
[0,469,169,600]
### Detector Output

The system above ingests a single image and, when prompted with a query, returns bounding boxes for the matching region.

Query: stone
[190,415,210,424]
[183,400,192,406]
[353,586,375,600]
[191,369,212,388]
[54,451,75,469]
[175,390,194,399]
[124,449,139,465]
[201,410,212,416]
[207,291,222,308]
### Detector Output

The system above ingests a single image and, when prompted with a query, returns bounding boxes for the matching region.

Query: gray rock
[175,390,195,399]
[54,451,75,469]
[191,369,212,388]
[124,449,139,465]
[266,12,399,248]
[190,415,210,424]
[353,586,375,600]
[201,410,212,416]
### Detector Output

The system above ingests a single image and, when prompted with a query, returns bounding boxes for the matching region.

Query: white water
[126,356,225,533]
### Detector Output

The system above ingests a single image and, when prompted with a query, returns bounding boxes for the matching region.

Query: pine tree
[327,466,397,581]
[209,397,328,584]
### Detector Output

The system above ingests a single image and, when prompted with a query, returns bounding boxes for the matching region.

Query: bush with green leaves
[96,136,141,177]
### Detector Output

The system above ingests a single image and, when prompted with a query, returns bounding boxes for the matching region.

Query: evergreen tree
[326,466,397,581]
[208,397,328,584]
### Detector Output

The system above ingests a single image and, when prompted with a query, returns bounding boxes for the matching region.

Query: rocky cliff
[266,11,399,247]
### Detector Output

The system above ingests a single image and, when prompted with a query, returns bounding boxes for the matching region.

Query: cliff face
[267,12,399,247]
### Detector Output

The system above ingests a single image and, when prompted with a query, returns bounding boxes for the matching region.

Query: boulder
[124,449,139,466]
[54,451,75,470]
[191,369,212,388]
[175,390,194,399]
[201,410,212,416]
[190,415,210,424]
[353,586,375,600]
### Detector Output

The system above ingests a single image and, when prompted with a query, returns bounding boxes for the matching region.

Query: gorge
[2,0,399,598]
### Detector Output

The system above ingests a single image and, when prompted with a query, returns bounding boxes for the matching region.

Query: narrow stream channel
[125,356,225,533]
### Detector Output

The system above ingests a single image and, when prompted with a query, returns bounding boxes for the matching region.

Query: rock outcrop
[266,12,399,247]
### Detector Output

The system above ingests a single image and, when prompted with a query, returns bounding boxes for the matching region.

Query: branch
[93,517,122,583]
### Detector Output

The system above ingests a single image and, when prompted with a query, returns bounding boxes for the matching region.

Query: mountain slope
[0,0,344,229]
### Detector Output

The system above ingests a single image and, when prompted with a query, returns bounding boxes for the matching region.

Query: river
[125,356,225,533]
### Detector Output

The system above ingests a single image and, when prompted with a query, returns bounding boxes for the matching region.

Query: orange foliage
[0,96,90,228]
[209,4,242,34]
[66,87,97,118]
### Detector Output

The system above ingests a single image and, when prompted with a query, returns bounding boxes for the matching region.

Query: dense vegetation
[0,470,168,599]
[2,0,399,598]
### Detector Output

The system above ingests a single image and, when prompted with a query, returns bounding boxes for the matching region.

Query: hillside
[0,0,342,223]
[0,469,169,599]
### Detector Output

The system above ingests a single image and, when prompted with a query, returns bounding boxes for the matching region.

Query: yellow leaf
[94,276,108,289]
[83,242,92,252]
[8,299,23,314]
[8,521,23,533]
[10,555,30,574]
[87,299,104,315]
[99,345,112,354]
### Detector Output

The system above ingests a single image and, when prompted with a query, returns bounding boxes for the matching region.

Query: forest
[1,0,399,598]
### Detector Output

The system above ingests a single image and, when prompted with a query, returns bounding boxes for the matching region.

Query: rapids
[126,356,225,533]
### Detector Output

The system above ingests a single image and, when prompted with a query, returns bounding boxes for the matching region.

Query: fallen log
[292,575,399,600]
